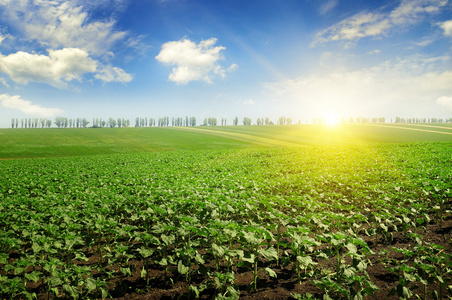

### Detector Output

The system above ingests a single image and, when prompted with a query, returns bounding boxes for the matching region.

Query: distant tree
[208,117,217,126]
[11,118,15,128]
[81,118,89,128]
[256,118,262,125]
[46,119,52,128]
[190,116,196,126]
[243,117,252,125]
[233,116,238,126]
[109,118,117,128]
[54,117,63,128]
[278,116,286,125]
[15,118,19,128]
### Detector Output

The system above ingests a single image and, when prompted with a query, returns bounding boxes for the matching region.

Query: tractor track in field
[170,126,300,147]
[364,123,452,135]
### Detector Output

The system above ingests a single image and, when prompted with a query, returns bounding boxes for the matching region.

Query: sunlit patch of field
[1,123,452,159]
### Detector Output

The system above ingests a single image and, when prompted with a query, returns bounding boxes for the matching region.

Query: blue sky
[0,0,451,128]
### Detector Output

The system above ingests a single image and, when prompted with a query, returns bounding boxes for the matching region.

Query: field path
[365,123,452,136]
[170,126,300,147]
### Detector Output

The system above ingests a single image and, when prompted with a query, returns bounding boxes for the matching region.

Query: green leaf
[265,267,277,278]
[50,287,59,297]
[343,267,355,277]
[21,291,37,300]
[345,243,357,254]
[31,242,42,253]
[259,247,278,261]
[225,285,240,300]
[212,243,225,257]
[0,253,8,264]
[189,285,200,298]
[178,260,189,275]
[47,276,63,287]
[240,251,256,264]
[63,284,78,300]
[396,284,412,299]
[138,247,154,258]
[242,231,261,245]
[141,267,147,278]
[404,272,416,282]
[100,287,109,299]
[85,277,97,292]
[24,271,41,283]
[158,257,168,266]
[120,267,132,276]
[75,252,89,261]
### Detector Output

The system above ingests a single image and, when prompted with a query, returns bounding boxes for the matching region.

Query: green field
[1,124,451,300]
[1,123,452,159]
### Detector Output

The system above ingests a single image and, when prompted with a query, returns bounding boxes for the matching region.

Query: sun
[324,111,340,126]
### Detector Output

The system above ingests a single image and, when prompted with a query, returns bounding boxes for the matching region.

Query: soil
[4,218,451,300]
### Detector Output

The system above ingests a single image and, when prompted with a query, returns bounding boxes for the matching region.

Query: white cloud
[264,54,452,117]
[156,38,232,84]
[0,94,63,117]
[0,0,135,86]
[437,96,452,111]
[319,0,339,15]
[314,0,447,46]
[228,63,239,72]
[95,66,133,83]
[0,0,127,56]
[0,77,9,87]
[367,49,381,55]
[0,48,97,87]
[439,20,452,36]
[415,39,434,46]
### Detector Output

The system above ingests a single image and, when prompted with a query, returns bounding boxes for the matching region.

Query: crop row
[1,143,451,299]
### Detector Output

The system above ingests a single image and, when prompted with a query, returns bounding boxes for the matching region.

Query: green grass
[1,123,452,159]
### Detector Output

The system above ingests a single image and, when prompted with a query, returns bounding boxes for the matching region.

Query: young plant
[288,228,320,283]
[238,228,278,291]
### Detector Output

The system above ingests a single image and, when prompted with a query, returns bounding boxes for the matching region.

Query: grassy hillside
[1,123,452,159]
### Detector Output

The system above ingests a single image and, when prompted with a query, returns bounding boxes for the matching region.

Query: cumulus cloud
[0,48,97,87]
[439,20,452,36]
[0,0,135,86]
[0,94,63,117]
[156,38,234,84]
[95,66,133,83]
[313,0,447,46]
[0,0,127,56]
[264,54,452,117]
[437,96,452,110]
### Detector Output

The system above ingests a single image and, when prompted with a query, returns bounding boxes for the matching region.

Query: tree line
[10,115,452,129]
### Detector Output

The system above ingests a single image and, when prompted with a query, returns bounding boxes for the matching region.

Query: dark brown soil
[5,218,451,300]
